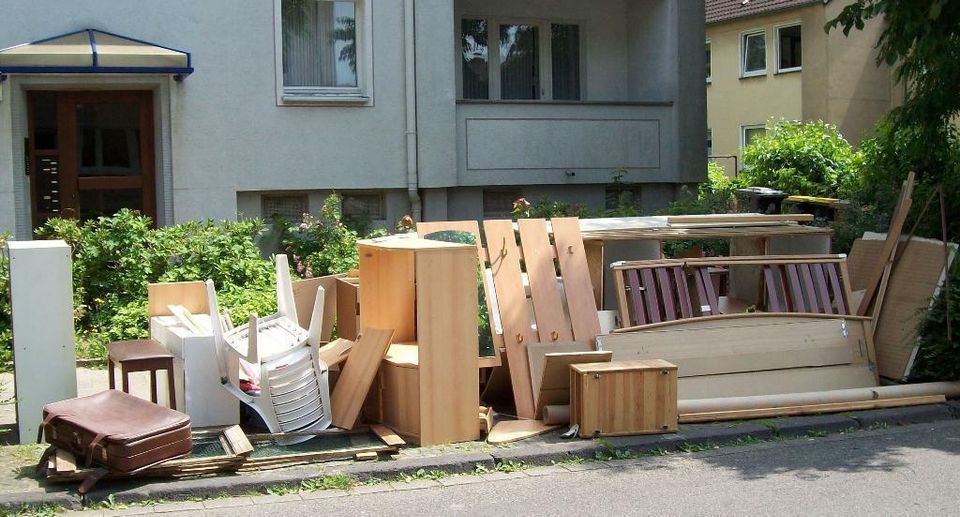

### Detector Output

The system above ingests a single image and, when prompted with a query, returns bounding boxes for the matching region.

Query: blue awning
[0,29,193,81]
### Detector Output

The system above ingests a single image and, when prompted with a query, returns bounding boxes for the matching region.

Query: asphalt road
[162,420,960,516]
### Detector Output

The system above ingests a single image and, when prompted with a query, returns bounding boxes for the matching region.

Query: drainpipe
[403,0,422,221]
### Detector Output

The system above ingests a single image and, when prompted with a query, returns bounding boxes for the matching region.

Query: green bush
[0,233,11,363]
[910,269,960,382]
[283,194,362,277]
[659,162,735,257]
[739,120,862,197]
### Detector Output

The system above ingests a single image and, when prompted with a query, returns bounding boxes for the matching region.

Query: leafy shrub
[0,233,11,363]
[660,162,736,257]
[283,194,362,277]
[910,269,960,382]
[739,120,862,197]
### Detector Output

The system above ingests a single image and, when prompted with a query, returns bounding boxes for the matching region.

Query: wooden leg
[150,369,158,403]
[107,359,115,390]
[166,365,176,411]
[121,363,130,394]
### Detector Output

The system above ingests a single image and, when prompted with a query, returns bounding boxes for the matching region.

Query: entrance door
[27,91,156,227]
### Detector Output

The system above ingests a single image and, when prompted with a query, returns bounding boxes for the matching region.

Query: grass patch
[301,473,355,491]
[6,504,64,516]
[364,477,385,486]
[494,459,529,473]
[552,455,587,466]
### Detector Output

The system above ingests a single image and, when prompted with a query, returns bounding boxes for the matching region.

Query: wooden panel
[317,338,352,368]
[335,278,360,341]
[330,327,395,430]
[571,360,678,437]
[584,240,605,309]
[359,245,416,342]
[378,359,421,441]
[416,247,481,445]
[677,364,878,399]
[598,317,869,377]
[551,218,602,342]
[626,269,646,326]
[487,420,560,445]
[292,274,343,341]
[679,394,946,423]
[857,172,915,316]
[518,218,572,343]
[535,351,612,418]
[640,269,661,323]
[526,341,594,399]
[484,219,538,419]
[148,282,208,318]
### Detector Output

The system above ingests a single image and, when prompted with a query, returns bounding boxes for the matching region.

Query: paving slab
[349,483,394,495]
[298,489,349,500]
[387,479,442,492]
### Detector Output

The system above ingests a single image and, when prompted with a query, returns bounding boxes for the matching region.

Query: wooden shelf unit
[359,238,481,446]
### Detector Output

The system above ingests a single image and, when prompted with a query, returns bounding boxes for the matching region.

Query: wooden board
[518,218,573,343]
[416,247,482,445]
[484,219,538,419]
[526,341,594,399]
[331,327,395,429]
[335,277,360,341]
[679,394,946,423]
[535,351,612,418]
[359,245,416,342]
[370,423,406,447]
[584,240,605,309]
[598,317,870,377]
[292,274,343,341]
[857,171,914,316]
[317,338,353,368]
[677,364,877,400]
[666,214,815,224]
[551,217,602,343]
[148,281,208,318]
[487,419,560,445]
[571,359,678,437]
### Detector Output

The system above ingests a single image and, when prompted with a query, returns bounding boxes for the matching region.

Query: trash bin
[735,187,787,214]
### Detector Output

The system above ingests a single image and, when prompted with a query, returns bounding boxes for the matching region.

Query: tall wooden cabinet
[359,238,480,446]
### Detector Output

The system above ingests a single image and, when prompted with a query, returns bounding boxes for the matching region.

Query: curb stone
[2,404,958,511]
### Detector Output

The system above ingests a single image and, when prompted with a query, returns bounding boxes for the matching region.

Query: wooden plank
[551,218,602,342]
[416,246,481,445]
[291,274,342,341]
[359,244,416,342]
[598,317,869,377]
[677,364,877,400]
[626,269,647,326]
[484,219,538,419]
[487,420,560,445]
[679,395,946,423]
[518,218,573,342]
[222,425,254,456]
[330,327,395,429]
[812,264,833,315]
[786,264,806,312]
[613,270,632,328]
[535,350,612,418]
[666,214,815,224]
[370,424,406,447]
[317,338,353,368]
[584,240,605,309]
[764,266,783,312]
[656,267,677,321]
[825,263,846,313]
[147,281,208,318]
[526,341,594,401]
[55,449,76,473]
[799,264,819,313]
[857,171,915,316]
[673,267,693,318]
[335,277,360,341]
[695,268,719,315]
[640,269,661,323]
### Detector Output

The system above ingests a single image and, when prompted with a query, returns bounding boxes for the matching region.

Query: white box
[150,316,239,427]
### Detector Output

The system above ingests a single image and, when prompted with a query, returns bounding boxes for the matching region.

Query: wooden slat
[678,364,878,400]
[626,269,647,326]
[666,214,815,224]
[764,266,783,312]
[679,395,945,423]
[811,264,833,315]
[826,262,846,314]
[695,268,719,315]
[487,420,560,445]
[223,425,254,456]
[484,219,538,419]
[613,270,632,328]
[857,171,915,316]
[550,218,602,343]
[800,263,820,313]
[370,424,406,447]
[640,269,661,323]
[656,267,677,321]
[317,338,353,368]
[786,264,806,312]
[330,327,395,429]
[673,266,694,318]
[518,218,572,342]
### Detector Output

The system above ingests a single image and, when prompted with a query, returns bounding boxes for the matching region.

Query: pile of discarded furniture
[34,170,960,490]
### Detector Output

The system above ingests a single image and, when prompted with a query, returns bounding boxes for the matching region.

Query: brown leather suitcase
[41,390,192,473]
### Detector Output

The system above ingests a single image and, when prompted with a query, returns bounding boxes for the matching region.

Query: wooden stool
[107,339,177,410]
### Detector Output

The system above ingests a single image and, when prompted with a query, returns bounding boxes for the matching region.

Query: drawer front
[575,367,678,437]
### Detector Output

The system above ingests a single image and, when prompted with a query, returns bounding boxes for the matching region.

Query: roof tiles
[706,0,825,25]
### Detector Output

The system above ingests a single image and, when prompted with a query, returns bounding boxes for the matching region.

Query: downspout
[403,0,422,221]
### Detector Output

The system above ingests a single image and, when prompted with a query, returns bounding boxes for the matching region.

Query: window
[342,192,384,220]
[741,125,766,150]
[459,18,582,101]
[741,30,766,77]
[777,24,802,72]
[707,128,713,158]
[262,194,309,221]
[705,39,712,83]
[605,185,641,212]
[276,0,372,104]
[483,189,522,218]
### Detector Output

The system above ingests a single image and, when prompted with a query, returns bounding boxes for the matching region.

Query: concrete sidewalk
[0,396,956,513]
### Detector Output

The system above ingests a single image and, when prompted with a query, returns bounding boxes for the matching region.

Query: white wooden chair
[206,255,331,444]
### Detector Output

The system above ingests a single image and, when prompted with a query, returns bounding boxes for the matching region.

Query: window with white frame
[276,0,372,103]
[705,39,712,83]
[741,125,766,150]
[741,30,766,77]
[777,24,802,72]
[460,17,582,101]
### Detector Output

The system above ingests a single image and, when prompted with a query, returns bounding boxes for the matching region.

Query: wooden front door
[27,91,156,227]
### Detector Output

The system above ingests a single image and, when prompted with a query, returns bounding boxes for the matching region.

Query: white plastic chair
[206,255,331,444]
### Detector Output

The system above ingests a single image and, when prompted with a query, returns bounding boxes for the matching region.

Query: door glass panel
[79,189,142,221]
[499,24,539,100]
[31,93,58,150]
[76,102,141,177]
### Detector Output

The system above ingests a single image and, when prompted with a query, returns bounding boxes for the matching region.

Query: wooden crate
[570,360,678,438]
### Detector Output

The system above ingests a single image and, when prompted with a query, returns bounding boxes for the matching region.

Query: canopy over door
[0,29,193,80]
